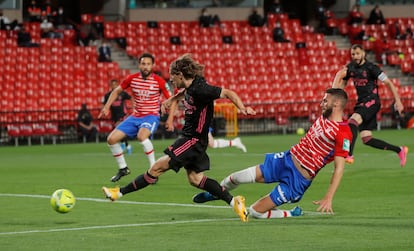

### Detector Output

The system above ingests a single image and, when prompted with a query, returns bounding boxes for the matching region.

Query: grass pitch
[0,129,413,250]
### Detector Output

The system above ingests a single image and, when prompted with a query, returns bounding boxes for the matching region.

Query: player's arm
[98,86,123,118]
[161,89,185,131]
[332,68,348,89]
[381,75,404,115]
[312,155,345,214]
[161,89,185,113]
[220,88,256,115]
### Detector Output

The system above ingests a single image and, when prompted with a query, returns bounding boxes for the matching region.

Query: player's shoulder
[365,60,381,70]
[337,121,352,136]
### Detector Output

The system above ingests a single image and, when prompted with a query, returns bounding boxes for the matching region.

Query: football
[296,127,305,136]
[50,189,76,213]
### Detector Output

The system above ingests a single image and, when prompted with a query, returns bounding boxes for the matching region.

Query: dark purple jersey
[181,76,222,144]
[103,91,131,122]
[343,61,382,103]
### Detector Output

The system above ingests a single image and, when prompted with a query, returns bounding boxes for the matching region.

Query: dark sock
[120,172,157,195]
[363,137,401,153]
[348,122,359,156]
[199,176,233,204]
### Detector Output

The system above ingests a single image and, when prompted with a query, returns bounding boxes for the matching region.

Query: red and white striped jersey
[120,72,171,117]
[291,115,352,177]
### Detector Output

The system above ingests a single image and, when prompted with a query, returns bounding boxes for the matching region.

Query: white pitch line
[0,193,329,236]
[0,218,237,236]
[0,193,229,209]
[0,193,329,215]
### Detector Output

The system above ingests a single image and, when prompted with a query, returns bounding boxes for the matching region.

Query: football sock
[220,166,256,190]
[120,171,157,195]
[141,139,155,167]
[213,139,231,148]
[348,119,359,156]
[198,176,233,204]
[249,206,293,218]
[109,143,127,169]
[362,136,401,153]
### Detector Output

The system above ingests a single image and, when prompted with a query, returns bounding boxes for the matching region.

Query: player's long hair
[170,53,204,79]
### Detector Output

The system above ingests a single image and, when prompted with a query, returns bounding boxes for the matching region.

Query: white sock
[230,197,234,207]
[220,166,256,190]
[249,206,292,219]
[213,139,231,148]
[109,143,127,169]
[141,138,155,167]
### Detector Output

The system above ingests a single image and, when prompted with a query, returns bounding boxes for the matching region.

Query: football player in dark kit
[332,44,408,167]
[102,79,132,153]
[102,54,256,222]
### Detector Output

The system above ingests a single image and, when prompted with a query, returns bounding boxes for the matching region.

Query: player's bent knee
[249,206,268,219]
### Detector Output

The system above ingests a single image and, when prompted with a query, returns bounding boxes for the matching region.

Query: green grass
[0,129,413,250]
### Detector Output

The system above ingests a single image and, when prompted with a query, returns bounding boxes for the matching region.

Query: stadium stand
[1,8,413,145]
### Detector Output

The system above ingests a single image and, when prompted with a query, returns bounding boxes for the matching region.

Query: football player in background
[99,53,171,182]
[332,44,408,166]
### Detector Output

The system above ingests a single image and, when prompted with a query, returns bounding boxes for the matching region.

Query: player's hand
[161,99,172,114]
[241,107,256,115]
[312,199,334,214]
[165,119,174,132]
[394,100,404,115]
[98,107,109,119]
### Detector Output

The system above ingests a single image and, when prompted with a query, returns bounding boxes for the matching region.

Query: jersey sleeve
[199,83,222,102]
[369,62,383,79]
[334,123,352,158]
[120,74,134,90]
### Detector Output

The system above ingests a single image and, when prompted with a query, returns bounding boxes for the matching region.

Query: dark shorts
[164,136,210,173]
[354,97,381,131]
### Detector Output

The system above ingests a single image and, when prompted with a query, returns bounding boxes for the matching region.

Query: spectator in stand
[41,0,56,21]
[77,103,98,142]
[367,5,386,25]
[27,0,41,22]
[17,25,40,47]
[391,22,411,40]
[315,0,327,33]
[199,8,221,28]
[406,27,413,40]
[40,16,63,38]
[54,5,73,30]
[248,8,265,27]
[98,39,112,62]
[0,9,18,30]
[267,0,283,15]
[272,21,290,43]
[348,4,364,25]
[76,21,98,46]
